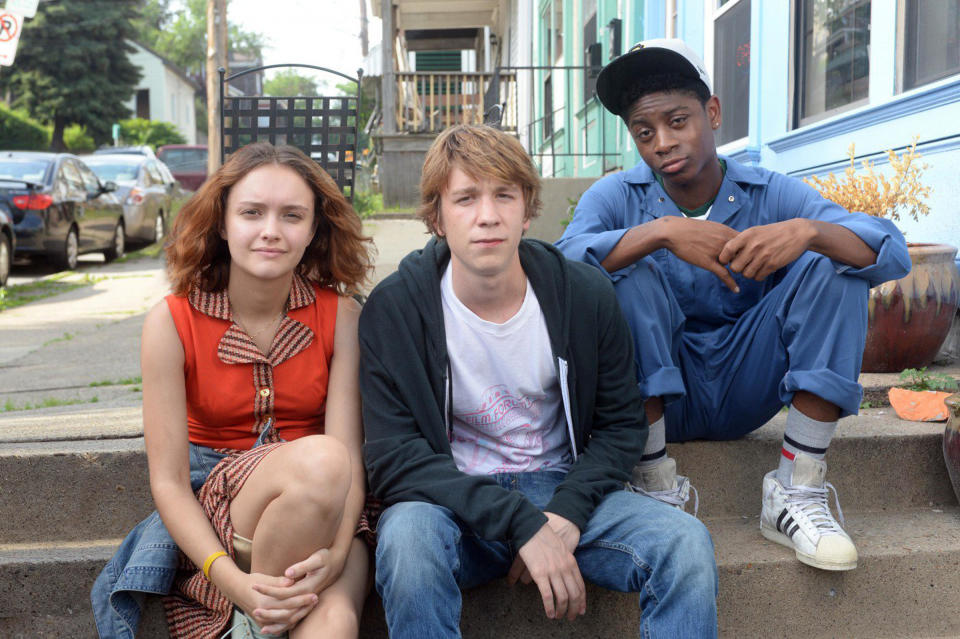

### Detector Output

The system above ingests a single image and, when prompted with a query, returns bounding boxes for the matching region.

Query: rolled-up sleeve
[776,174,911,287]
[556,177,633,281]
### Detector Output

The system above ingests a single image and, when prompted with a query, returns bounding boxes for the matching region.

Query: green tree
[134,0,265,136]
[0,1,142,150]
[335,78,377,152]
[135,0,265,79]
[264,70,320,97]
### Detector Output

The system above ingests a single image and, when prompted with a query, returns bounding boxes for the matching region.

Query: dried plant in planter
[804,139,932,223]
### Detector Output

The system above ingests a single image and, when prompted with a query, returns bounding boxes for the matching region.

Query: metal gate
[219,64,362,201]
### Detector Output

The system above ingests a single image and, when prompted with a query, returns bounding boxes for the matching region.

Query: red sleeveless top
[166,275,338,449]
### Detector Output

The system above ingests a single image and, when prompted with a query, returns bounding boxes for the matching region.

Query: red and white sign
[4,1,37,19]
[0,12,21,66]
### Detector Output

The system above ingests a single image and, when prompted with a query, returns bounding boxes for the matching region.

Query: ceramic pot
[943,394,960,504]
[861,243,960,373]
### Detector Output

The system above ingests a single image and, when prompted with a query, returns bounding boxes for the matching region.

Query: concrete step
[2,508,959,638]
[0,438,151,544]
[1,408,955,544]
[673,409,958,518]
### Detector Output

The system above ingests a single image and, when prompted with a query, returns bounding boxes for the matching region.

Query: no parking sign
[0,12,22,66]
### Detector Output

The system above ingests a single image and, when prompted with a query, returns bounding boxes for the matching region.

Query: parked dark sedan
[83,154,178,247]
[0,152,124,270]
[0,204,13,287]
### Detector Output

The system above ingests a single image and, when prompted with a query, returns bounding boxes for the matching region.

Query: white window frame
[705,0,750,152]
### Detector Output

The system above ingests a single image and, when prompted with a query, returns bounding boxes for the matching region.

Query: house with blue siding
[534,0,960,247]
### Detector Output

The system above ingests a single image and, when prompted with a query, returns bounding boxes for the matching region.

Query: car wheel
[104,219,125,262]
[153,211,165,243]
[56,226,79,271]
[0,233,10,287]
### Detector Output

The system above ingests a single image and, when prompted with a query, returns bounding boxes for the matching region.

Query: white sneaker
[760,453,858,571]
[230,607,287,639]
[629,457,699,516]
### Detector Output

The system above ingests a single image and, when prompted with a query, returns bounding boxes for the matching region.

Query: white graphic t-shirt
[441,265,572,475]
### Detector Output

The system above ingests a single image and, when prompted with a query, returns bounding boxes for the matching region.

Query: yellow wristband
[202,551,228,580]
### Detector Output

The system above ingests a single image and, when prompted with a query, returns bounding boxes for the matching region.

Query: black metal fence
[219,64,362,200]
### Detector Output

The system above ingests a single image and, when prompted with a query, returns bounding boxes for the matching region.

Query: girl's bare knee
[295,597,360,639]
[284,435,351,490]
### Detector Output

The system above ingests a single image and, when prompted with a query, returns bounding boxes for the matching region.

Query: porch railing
[396,71,517,133]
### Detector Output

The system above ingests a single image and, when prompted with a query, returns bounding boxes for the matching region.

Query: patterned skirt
[162,442,379,639]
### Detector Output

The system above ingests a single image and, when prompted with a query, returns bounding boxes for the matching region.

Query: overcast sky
[226,0,382,88]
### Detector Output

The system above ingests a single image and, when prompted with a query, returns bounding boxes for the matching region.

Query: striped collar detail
[217,316,315,367]
[188,274,317,321]
[188,275,317,367]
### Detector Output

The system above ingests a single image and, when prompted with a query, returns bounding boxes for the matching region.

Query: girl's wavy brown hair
[165,142,374,296]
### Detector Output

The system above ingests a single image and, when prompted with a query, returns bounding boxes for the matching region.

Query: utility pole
[206,0,227,174]
[359,0,369,57]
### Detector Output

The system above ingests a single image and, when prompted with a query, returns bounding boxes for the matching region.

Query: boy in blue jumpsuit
[557,39,910,571]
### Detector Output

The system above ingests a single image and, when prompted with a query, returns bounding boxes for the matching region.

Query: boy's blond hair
[418,124,542,235]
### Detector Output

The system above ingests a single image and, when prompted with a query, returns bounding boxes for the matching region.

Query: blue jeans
[375,472,718,638]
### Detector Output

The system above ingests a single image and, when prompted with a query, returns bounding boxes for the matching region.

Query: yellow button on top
[259,388,271,397]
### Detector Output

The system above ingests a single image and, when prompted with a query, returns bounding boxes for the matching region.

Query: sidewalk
[0,217,429,441]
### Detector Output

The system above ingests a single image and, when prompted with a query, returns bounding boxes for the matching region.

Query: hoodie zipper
[557,356,578,461]
[444,364,453,442]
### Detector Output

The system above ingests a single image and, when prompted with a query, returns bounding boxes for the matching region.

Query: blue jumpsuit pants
[613,252,869,442]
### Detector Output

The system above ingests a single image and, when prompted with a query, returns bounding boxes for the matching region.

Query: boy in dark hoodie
[359,124,718,638]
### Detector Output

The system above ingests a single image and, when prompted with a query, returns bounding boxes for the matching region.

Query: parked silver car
[83,154,178,247]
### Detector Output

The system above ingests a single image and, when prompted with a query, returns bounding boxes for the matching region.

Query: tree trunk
[50,115,66,152]
[359,0,369,57]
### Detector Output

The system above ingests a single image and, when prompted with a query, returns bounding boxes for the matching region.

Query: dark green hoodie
[359,238,648,548]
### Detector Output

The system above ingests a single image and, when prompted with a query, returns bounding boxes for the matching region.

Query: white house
[126,40,200,144]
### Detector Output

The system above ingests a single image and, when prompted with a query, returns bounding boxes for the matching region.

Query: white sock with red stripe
[777,407,837,485]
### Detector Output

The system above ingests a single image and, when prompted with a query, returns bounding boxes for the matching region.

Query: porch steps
[0,407,958,637]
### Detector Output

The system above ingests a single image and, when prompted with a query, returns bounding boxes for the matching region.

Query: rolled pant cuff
[639,366,685,403]
[780,369,863,418]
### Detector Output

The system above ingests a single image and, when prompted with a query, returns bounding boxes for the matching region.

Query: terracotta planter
[861,243,960,373]
[942,394,960,504]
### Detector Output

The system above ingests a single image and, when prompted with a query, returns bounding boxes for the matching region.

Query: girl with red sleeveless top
[140,143,374,638]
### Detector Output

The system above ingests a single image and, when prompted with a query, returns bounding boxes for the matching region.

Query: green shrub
[64,124,96,153]
[352,190,383,218]
[119,118,186,150]
[0,103,50,150]
[898,367,959,392]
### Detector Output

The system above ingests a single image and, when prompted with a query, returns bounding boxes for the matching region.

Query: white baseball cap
[596,38,713,116]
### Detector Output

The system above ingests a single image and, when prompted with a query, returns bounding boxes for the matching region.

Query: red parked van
[156,145,208,192]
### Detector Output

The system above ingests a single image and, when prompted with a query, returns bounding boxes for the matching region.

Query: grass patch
[116,241,165,263]
[90,375,142,387]
[43,332,75,347]
[0,273,104,312]
[2,396,100,412]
